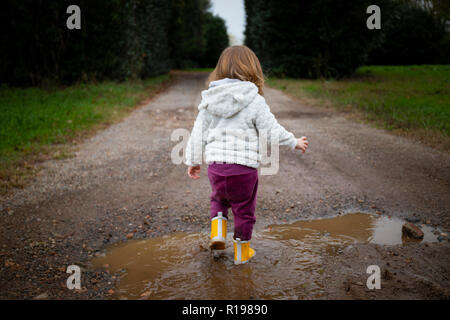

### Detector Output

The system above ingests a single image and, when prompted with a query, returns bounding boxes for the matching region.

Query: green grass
[267,65,450,150]
[0,74,170,193]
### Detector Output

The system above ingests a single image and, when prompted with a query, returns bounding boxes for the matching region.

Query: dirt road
[1,72,449,299]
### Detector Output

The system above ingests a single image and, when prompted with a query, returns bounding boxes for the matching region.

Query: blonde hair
[208,45,265,95]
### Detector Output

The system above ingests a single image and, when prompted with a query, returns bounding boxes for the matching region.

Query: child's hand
[295,136,309,153]
[188,165,201,179]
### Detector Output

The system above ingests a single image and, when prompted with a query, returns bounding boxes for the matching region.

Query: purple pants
[207,162,258,241]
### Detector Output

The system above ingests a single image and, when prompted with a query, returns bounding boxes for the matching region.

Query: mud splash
[91,213,438,300]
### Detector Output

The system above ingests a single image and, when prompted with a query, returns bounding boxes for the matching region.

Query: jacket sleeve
[254,100,297,150]
[184,108,210,166]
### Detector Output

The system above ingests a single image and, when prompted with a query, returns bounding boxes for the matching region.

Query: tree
[0,0,229,86]
[367,1,449,65]
[169,0,209,68]
[244,0,386,78]
[201,12,229,67]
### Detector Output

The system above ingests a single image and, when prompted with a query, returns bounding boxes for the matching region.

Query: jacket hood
[198,79,259,118]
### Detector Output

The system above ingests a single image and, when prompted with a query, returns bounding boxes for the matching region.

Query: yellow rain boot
[210,212,227,250]
[233,238,255,265]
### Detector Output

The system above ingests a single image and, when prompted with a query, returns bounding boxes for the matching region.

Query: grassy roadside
[0,74,171,195]
[267,65,450,152]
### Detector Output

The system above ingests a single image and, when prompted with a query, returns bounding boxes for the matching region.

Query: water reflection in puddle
[91,213,438,300]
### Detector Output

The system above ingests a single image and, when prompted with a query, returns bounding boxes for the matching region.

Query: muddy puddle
[91,213,438,300]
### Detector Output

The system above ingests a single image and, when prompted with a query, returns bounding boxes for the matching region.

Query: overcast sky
[210,0,245,45]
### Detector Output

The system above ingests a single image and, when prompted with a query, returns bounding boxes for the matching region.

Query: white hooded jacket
[184,78,297,168]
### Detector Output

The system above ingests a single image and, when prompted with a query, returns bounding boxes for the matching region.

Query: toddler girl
[184,45,308,264]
